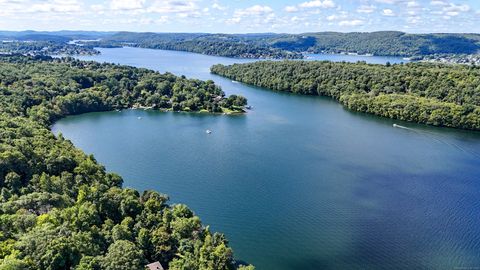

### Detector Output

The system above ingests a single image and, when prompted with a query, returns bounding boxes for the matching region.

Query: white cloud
[233,5,273,17]
[374,0,408,4]
[110,0,145,11]
[339,19,364,26]
[290,16,304,22]
[29,0,82,13]
[382,8,395,16]
[430,0,448,6]
[227,5,274,25]
[299,0,335,9]
[148,0,199,14]
[443,3,470,16]
[357,5,376,13]
[284,5,299,12]
[407,1,420,8]
[406,16,420,24]
[212,3,227,11]
[327,14,338,21]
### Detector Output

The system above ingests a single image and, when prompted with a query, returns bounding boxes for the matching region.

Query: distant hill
[1,30,479,58]
[267,31,480,56]
[97,31,480,57]
[94,32,303,59]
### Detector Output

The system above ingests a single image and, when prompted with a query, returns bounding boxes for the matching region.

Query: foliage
[271,31,480,56]
[90,32,304,59]
[211,61,480,130]
[0,41,99,56]
[0,55,252,269]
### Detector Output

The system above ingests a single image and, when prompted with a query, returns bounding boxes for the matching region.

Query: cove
[53,47,480,270]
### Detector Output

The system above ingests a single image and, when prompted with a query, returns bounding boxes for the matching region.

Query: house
[145,262,164,270]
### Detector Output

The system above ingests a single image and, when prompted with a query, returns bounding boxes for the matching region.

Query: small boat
[138,117,142,120]
[245,105,252,110]
[206,129,212,134]
[393,124,408,129]
[231,80,239,84]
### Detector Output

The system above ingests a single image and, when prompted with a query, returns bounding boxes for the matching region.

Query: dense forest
[211,61,480,130]
[269,31,480,56]
[0,41,99,56]
[92,32,303,59]
[0,55,252,269]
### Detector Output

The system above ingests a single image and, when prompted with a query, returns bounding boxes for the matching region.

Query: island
[0,54,252,270]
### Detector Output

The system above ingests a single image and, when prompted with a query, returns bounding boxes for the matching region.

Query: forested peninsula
[0,55,252,270]
[211,61,480,130]
[90,32,304,59]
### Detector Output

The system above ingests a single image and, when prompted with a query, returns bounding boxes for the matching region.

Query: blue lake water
[53,47,480,270]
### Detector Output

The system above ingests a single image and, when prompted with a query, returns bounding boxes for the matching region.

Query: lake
[53,47,480,270]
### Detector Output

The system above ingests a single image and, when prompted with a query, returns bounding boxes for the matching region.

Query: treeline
[93,32,303,59]
[0,41,99,56]
[0,55,252,269]
[269,31,480,56]
[211,61,480,130]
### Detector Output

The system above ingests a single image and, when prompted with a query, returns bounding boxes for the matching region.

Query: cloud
[339,19,364,26]
[357,5,376,13]
[382,8,395,16]
[232,5,273,18]
[429,2,471,17]
[406,16,420,24]
[327,14,338,21]
[374,0,408,4]
[227,5,274,25]
[443,3,470,16]
[284,5,299,12]
[110,0,145,10]
[212,3,227,11]
[29,0,82,13]
[407,1,420,8]
[299,0,335,9]
[430,0,448,6]
[148,0,199,14]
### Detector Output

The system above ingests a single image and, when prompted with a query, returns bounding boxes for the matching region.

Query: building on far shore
[145,261,164,270]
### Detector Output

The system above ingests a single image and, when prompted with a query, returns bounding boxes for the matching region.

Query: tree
[101,240,144,270]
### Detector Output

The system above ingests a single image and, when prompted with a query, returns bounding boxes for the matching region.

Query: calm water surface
[53,47,480,270]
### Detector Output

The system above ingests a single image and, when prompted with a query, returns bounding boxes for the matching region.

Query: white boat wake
[393,124,480,159]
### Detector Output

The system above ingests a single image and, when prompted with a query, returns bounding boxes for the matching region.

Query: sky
[0,0,479,33]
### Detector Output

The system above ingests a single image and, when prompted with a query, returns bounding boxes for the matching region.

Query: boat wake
[393,124,480,159]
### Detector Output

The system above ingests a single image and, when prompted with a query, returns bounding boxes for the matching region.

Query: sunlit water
[53,47,480,270]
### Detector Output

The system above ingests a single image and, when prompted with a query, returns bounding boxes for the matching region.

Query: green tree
[101,240,144,270]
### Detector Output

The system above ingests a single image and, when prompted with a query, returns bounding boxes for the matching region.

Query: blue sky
[0,0,479,33]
